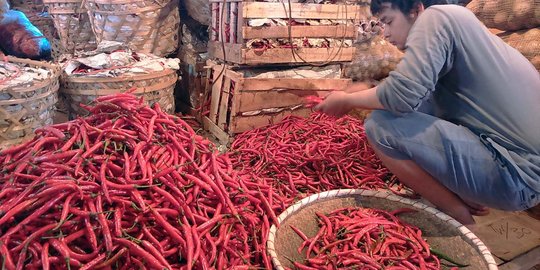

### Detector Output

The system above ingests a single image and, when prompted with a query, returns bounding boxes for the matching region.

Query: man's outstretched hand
[313,91,353,118]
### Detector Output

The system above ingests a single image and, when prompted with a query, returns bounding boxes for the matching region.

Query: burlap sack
[184,0,210,26]
[467,0,540,31]
[500,27,540,70]
[343,35,403,81]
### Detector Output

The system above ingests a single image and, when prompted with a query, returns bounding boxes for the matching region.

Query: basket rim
[62,68,176,83]
[267,188,499,270]
[0,57,60,100]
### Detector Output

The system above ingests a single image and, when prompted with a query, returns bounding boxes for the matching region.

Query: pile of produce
[0,94,276,269]
[230,113,406,207]
[290,207,441,269]
[0,93,408,269]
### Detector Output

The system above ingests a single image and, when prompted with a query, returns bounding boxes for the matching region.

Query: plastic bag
[343,35,403,81]
[0,10,51,60]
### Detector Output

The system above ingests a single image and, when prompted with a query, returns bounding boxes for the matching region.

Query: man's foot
[526,204,540,220]
[462,199,490,216]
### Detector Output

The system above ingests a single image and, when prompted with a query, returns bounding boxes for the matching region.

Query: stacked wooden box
[204,0,371,143]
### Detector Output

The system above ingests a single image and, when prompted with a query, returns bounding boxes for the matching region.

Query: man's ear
[409,2,425,19]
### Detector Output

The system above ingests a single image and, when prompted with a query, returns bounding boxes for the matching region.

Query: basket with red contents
[268,189,498,270]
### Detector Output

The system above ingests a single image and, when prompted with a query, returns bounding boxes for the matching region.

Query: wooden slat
[211,2,218,41]
[241,78,351,91]
[236,90,333,112]
[236,2,244,42]
[228,79,243,131]
[208,42,244,64]
[202,116,232,144]
[242,25,357,39]
[217,76,232,129]
[230,2,238,43]
[243,47,356,65]
[242,2,365,20]
[218,2,224,42]
[209,65,225,123]
[209,44,355,65]
[230,107,313,134]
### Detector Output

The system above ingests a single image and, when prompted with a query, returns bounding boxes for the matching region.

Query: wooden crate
[202,60,352,143]
[209,0,370,65]
[176,50,208,116]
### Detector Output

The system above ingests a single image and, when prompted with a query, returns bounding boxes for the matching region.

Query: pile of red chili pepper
[230,113,405,207]
[0,94,276,269]
[289,207,441,270]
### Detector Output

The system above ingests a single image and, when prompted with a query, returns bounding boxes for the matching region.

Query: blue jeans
[364,110,539,211]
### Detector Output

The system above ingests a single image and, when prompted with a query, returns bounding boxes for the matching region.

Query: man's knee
[364,110,398,147]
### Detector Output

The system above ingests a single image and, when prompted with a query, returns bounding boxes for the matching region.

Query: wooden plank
[241,78,351,91]
[202,116,232,144]
[242,25,357,39]
[208,42,244,64]
[236,1,244,42]
[228,79,243,132]
[218,2,224,42]
[211,3,218,41]
[230,107,313,134]
[470,212,540,261]
[217,76,232,129]
[236,89,333,112]
[209,64,225,123]
[242,2,365,20]
[498,246,540,270]
[230,2,238,43]
[242,47,356,65]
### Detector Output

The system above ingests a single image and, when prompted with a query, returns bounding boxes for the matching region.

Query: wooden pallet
[202,60,352,144]
[209,0,371,65]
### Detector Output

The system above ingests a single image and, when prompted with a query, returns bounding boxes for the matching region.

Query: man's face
[378,3,416,50]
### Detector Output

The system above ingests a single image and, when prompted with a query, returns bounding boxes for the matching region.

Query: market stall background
[0,0,539,269]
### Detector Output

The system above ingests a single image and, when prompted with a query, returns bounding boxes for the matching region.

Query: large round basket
[9,0,45,11]
[43,0,97,54]
[268,189,498,270]
[86,0,180,57]
[60,68,177,118]
[0,57,60,149]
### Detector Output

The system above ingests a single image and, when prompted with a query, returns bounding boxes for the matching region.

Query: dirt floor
[52,110,540,269]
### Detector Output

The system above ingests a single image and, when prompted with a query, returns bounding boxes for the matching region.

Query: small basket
[267,189,499,270]
[60,68,178,118]
[0,57,60,149]
[43,0,97,54]
[86,0,180,57]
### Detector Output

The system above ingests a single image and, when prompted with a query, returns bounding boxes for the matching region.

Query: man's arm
[314,83,384,117]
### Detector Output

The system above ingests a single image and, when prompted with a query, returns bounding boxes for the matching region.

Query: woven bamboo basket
[0,57,60,149]
[60,68,177,118]
[9,0,45,11]
[86,0,180,57]
[268,189,499,270]
[21,9,58,41]
[43,0,97,54]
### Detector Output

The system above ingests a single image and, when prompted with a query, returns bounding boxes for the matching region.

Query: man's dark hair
[370,0,457,15]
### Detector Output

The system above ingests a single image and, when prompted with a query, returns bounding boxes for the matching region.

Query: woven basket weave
[268,189,499,270]
[86,0,180,57]
[21,9,58,41]
[9,0,45,11]
[43,0,97,54]
[0,57,60,149]
[60,68,177,118]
